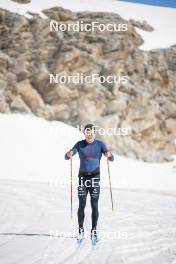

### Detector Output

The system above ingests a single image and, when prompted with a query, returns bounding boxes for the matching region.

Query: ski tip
[77,237,84,245]
[91,235,98,246]
[77,239,83,245]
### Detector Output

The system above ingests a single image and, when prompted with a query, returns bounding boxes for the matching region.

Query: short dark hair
[84,124,95,134]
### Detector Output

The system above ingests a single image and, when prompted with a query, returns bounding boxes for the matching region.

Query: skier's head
[84,124,96,143]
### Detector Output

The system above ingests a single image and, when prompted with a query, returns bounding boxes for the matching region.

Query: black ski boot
[77,227,84,244]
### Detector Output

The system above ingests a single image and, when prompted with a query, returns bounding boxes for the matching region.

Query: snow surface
[0,113,176,263]
[0,180,176,264]
[0,0,176,50]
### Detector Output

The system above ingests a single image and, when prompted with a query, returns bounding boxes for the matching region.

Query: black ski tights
[77,176,100,230]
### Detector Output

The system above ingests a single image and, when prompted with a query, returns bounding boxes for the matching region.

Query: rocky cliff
[0,6,175,161]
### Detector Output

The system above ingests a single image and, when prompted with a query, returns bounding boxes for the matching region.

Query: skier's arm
[65,142,79,160]
[101,142,114,161]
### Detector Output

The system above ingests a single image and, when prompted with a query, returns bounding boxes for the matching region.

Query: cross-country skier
[65,124,114,244]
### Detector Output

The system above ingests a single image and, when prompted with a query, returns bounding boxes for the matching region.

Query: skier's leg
[78,195,87,229]
[77,177,88,229]
[90,177,100,230]
[90,196,99,229]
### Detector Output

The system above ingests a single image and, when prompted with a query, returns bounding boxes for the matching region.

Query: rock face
[0,7,176,162]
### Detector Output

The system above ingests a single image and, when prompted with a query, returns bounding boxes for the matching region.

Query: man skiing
[65,124,114,244]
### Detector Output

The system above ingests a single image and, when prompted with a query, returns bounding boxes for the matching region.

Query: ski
[76,230,84,246]
[77,237,84,245]
[91,235,99,246]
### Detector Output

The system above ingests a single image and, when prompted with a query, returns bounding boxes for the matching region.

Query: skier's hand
[104,151,112,158]
[67,150,73,158]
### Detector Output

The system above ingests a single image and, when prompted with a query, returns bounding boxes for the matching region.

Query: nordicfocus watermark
[79,124,128,136]
[49,230,128,240]
[48,179,118,189]
[50,20,128,32]
[48,124,128,138]
[50,73,128,85]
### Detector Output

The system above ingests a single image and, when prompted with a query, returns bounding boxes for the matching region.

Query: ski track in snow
[0,180,176,264]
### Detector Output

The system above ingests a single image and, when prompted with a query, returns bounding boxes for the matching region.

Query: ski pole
[70,157,73,219]
[107,158,114,212]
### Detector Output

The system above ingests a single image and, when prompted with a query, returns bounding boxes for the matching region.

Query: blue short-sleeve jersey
[65,139,114,173]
